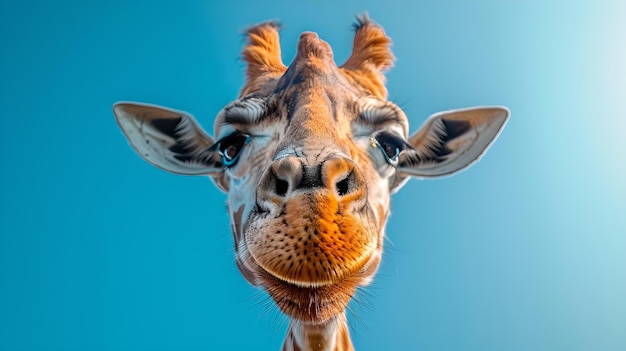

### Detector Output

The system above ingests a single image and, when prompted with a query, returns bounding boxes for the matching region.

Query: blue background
[1,1,625,350]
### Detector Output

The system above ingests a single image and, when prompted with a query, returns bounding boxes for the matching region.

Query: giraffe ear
[396,106,509,178]
[113,102,223,175]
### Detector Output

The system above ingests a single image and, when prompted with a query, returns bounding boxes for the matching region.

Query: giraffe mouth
[245,191,378,288]
[243,191,380,323]
[240,243,382,324]
[262,269,359,323]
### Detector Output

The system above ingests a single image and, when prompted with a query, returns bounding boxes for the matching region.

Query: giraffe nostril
[275,177,289,197]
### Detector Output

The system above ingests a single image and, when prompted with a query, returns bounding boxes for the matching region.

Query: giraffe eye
[371,132,407,166]
[217,132,251,167]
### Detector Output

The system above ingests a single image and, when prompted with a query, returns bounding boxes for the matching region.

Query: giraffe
[113,15,508,351]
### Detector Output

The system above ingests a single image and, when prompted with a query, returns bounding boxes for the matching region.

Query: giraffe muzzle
[246,155,377,289]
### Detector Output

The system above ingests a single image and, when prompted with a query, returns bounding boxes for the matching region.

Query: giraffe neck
[282,314,353,351]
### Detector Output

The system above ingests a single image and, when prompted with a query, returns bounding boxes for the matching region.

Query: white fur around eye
[357,97,409,137]
[351,133,397,178]
[228,98,266,118]
[215,97,269,140]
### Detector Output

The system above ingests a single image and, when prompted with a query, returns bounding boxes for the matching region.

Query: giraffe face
[114,16,509,331]
[211,32,409,322]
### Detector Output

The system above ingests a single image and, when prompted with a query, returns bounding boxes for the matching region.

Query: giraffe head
[114,16,508,350]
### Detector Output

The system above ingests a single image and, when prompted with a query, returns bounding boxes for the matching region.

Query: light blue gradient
[1,1,624,350]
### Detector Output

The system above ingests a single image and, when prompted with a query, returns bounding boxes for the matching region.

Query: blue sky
[1,1,625,350]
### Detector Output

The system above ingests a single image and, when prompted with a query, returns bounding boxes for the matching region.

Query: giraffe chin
[262,269,359,324]
[246,250,382,324]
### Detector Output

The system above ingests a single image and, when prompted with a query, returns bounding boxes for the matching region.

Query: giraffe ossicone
[114,15,508,351]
